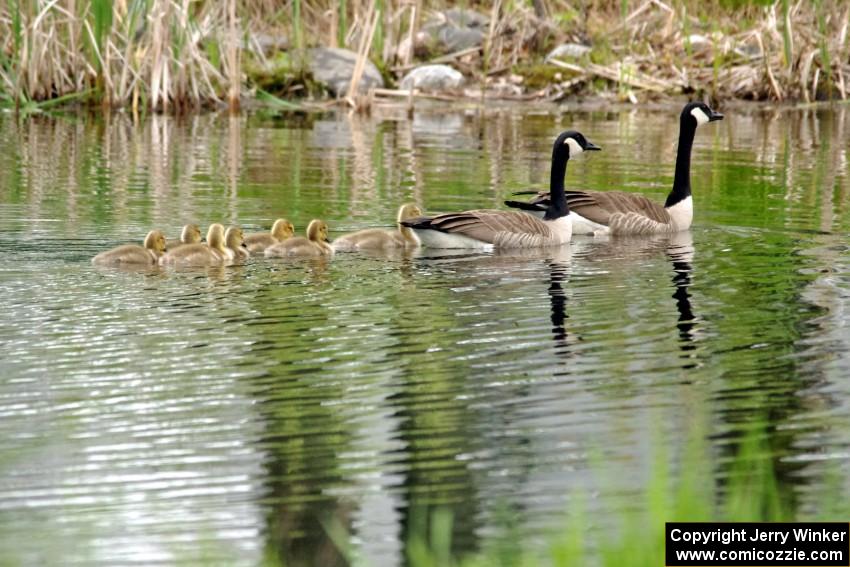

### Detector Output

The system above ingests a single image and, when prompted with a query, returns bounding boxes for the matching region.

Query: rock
[307,47,384,96]
[247,32,288,55]
[545,43,591,61]
[443,8,489,29]
[400,65,464,91]
[422,8,488,53]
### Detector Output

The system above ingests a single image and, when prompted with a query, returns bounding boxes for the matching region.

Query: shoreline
[2,1,847,114]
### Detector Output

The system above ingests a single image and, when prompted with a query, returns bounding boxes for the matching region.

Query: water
[1,104,849,566]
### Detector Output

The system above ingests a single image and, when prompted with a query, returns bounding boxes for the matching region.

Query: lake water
[1,103,849,566]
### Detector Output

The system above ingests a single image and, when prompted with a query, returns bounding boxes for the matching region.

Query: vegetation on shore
[1,1,847,110]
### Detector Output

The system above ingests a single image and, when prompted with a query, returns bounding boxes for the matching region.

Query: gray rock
[400,64,465,91]
[248,32,288,55]
[422,8,488,53]
[545,43,591,61]
[307,47,384,96]
[444,8,488,29]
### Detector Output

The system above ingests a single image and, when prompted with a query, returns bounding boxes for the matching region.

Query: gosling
[265,219,333,258]
[243,219,295,253]
[159,224,229,266]
[224,226,250,262]
[332,203,422,251]
[166,224,202,250]
[92,230,167,266]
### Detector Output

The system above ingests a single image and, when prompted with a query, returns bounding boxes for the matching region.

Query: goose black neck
[543,143,570,221]
[665,116,697,208]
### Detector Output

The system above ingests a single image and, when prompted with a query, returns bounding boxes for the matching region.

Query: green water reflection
[0,105,848,566]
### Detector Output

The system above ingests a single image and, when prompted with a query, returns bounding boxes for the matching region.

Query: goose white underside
[412,229,495,250]
[570,212,610,236]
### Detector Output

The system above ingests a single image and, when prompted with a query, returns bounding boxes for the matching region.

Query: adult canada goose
[332,203,423,251]
[166,224,202,250]
[224,226,250,262]
[400,131,600,248]
[159,223,229,266]
[243,219,295,253]
[92,230,167,265]
[504,101,722,235]
[265,219,333,257]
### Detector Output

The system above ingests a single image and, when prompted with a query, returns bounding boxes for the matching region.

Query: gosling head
[306,219,330,243]
[683,101,724,127]
[397,203,423,223]
[181,223,202,244]
[206,223,226,251]
[271,218,295,240]
[224,226,245,248]
[554,130,601,158]
[144,230,167,254]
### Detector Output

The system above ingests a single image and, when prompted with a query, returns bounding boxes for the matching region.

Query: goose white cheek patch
[691,107,710,125]
[565,137,584,155]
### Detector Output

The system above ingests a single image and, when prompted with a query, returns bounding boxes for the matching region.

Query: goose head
[306,219,331,244]
[206,223,227,252]
[554,130,602,158]
[144,230,167,254]
[181,223,202,244]
[271,218,295,240]
[224,226,246,249]
[682,101,724,127]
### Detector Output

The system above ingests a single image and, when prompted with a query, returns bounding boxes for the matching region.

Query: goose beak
[585,141,602,151]
[709,111,724,122]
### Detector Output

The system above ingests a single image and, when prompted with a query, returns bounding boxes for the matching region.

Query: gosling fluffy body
[244,219,295,253]
[92,230,167,265]
[265,220,333,257]
[165,224,202,250]
[159,224,229,266]
[333,204,422,251]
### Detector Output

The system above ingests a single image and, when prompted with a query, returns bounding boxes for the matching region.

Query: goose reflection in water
[572,230,700,361]
[665,231,699,364]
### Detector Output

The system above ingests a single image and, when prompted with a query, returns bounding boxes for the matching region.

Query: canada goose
[244,219,295,253]
[165,224,202,250]
[159,223,229,266]
[504,101,723,235]
[224,226,250,262]
[400,131,600,248]
[332,204,423,251]
[265,219,333,257]
[92,230,167,265]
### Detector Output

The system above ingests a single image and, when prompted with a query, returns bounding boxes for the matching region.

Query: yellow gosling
[265,219,333,258]
[92,230,167,265]
[166,223,202,250]
[244,218,295,253]
[159,223,229,266]
[224,226,250,262]
[333,203,422,251]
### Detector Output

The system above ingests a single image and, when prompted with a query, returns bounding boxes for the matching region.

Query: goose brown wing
[414,209,553,244]
[565,190,671,226]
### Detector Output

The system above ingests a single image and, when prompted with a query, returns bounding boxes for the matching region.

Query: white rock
[400,65,465,91]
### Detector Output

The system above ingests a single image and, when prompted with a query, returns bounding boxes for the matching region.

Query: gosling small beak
[585,141,602,151]
[241,243,248,248]
[709,111,724,122]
